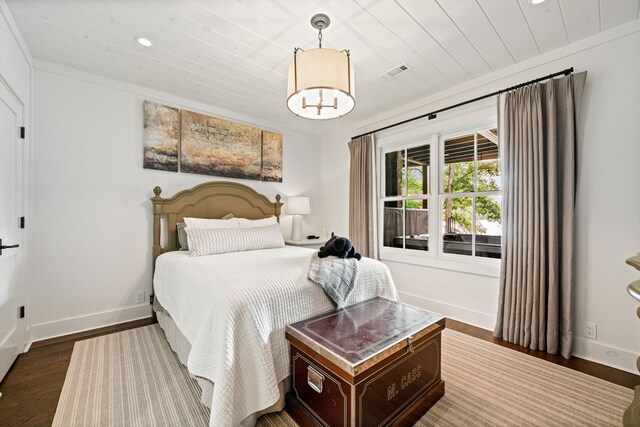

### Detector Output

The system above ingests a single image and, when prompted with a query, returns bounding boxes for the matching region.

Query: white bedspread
[153,247,398,427]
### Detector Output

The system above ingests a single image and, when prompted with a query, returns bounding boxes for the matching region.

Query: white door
[0,80,23,382]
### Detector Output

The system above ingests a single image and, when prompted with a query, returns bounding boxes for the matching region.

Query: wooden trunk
[285,297,446,427]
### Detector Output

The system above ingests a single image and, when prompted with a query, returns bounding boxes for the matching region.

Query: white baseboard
[573,337,638,375]
[26,304,152,347]
[397,290,497,331]
[398,291,638,374]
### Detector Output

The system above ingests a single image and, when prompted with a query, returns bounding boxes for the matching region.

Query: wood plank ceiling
[7,0,640,132]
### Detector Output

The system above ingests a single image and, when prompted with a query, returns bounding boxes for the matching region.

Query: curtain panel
[495,72,587,358]
[348,134,378,259]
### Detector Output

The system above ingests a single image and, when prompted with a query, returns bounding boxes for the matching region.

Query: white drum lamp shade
[287,197,310,241]
[287,48,355,119]
[287,13,355,120]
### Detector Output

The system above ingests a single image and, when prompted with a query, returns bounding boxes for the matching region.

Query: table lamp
[287,197,310,241]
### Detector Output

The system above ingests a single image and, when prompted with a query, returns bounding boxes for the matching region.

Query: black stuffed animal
[318,233,362,260]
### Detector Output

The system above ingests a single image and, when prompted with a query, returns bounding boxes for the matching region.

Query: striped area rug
[53,324,632,426]
[53,325,210,426]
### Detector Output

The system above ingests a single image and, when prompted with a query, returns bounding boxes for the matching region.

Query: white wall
[0,3,29,103]
[321,21,640,372]
[29,61,324,342]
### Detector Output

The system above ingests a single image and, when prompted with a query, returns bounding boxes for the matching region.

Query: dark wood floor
[0,318,154,427]
[0,317,637,426]
[446,318,639,389]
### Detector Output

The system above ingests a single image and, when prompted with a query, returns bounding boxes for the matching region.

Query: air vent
[379,64,411,79]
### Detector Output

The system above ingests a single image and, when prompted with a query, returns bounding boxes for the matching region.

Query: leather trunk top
[286,297,444,373]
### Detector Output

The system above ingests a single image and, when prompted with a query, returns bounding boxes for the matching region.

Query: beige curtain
[348,134,378,259]
[495,72,587,359]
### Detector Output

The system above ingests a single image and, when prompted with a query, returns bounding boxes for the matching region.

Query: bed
[150,181,398,427]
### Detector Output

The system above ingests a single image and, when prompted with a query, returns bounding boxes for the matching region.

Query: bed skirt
[155,307,289,426]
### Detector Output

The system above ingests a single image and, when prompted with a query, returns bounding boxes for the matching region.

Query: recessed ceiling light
[135,36,153,47]
[530,0,546,4]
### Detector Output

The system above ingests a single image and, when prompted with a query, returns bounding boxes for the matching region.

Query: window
[441,128,501,259]
[378,121,501,270]
[382,144,431,252]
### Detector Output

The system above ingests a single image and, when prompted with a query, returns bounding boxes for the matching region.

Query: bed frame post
[275,194,283,219]
[152,186,163,263]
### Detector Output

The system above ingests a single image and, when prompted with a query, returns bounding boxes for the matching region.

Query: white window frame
[378,135,436,260]
[437,128,501,261]
[376,110,501,277]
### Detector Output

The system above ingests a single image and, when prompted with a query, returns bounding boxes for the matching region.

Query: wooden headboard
[151,181,282,261]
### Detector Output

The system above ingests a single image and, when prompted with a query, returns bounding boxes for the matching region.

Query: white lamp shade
[287,48,355,119]
[287,197,310,215]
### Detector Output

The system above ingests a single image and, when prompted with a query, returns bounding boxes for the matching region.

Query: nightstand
[285,239,324,249]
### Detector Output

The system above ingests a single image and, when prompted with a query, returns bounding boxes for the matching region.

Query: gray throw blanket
[308,252,359,308]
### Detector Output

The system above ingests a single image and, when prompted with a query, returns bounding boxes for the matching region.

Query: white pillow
[237,216,278,228]
[183,217,241,229]
[186,224,285,257]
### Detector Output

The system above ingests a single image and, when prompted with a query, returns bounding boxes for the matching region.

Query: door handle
[0,239,19,255]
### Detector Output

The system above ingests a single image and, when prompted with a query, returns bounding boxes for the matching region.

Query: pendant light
[286,14,355,119]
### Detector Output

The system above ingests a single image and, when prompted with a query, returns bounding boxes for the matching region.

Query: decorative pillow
[180,216,240,250]
[237,216,278,228]
[186,224,285,257]
[184,217,241,229]
[176,222,189,251]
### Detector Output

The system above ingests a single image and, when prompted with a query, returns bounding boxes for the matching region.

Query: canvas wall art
[143,100,283,181]
[143,101,180,172]
[261,131,283,182]
[181,110,263,180]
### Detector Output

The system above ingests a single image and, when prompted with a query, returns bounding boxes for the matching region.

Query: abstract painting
[181,110,263,180]
[143,101,180,172]
[261,131,283,182]
[143,101,284,181]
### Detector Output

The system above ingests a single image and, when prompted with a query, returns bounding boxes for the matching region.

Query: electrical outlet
[585,322,597,339]
[135,291,145,305]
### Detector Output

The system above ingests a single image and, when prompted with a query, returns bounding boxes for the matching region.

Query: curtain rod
[351,67,574,140]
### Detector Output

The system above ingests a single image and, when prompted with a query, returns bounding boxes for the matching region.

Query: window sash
[439,194,498,258]
[381,140,432,252]
[382,145,431,198]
